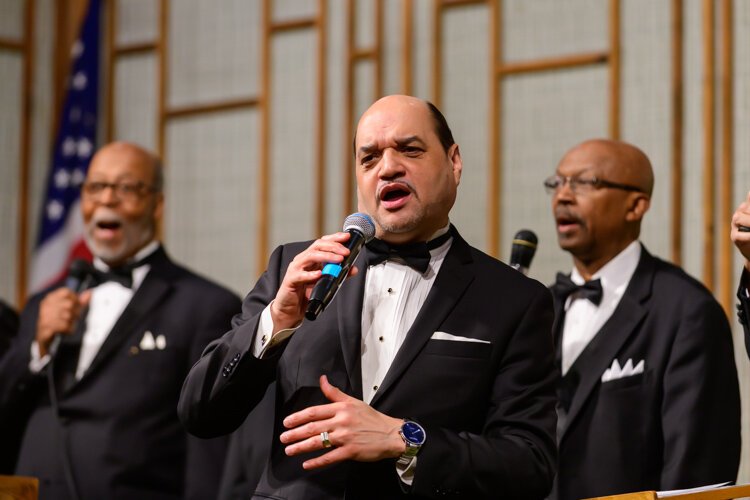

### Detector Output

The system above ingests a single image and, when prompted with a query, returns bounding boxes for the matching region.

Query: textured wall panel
[501,67,609,285]
[272,0,316,21]
[324,1,346,231]
[164,110,258,295]
[115,0,158,46]
[0,53,22,302]
[269,30,316,248]
[620,0,671,260]
[441,4,489,251]
[503,0,608,61]
[168,0,258,107]
[114,53,157,150]
[0,0,23,39]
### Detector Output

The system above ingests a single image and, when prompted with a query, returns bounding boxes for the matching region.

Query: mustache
[89,209,125,226]
[554,208,583,225]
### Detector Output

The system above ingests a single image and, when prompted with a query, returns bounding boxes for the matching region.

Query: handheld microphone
[305,213,376,321]
[510,229,538,276]
[49,259,92,356]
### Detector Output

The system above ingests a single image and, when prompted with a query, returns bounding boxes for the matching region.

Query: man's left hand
[280,375,406,470]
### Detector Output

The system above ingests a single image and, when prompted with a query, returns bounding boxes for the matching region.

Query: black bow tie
[90,266,134,289]
[89,253,155,289]
[365,230,452,274]
[551,272,603,306]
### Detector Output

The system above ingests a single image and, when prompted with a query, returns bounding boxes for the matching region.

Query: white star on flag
[71,40,83,58]
[54,169,71,189]
[62,137,76,157]
[77,137,93,158]
[72,168,86,186]
[72,71,88,90]
[46,200,64,220]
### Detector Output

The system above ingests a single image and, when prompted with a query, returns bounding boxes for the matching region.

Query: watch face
[402,421,426,445]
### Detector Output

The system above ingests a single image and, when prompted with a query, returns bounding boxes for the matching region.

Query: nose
[97,185,119,206]
[378,148,404,179]
[553,178,575,204]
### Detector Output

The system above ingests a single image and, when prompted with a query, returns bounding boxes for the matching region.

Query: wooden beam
[114,41,157,56]
[105,0,116,141]
[17,0,36,308]
[258,0,271,272]
[432,0,442,105]
[164,97,260,119]
[608,0,620,139]
[343,0,355,218]
[351,47,377,60]
[0,37,24,51]
[270,17,317,33]
[719,0,733,313]
[702,0,715,290]
[401,0,413,95]
[486,0,501,258]
[374,0,382,98]
[497,51,609,76]
[442,0,486,7]
[315,0,327,235]
[671,0,683,265]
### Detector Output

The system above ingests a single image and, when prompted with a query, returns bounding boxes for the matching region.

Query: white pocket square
[139,330,166,351]
[430,331,490,344]
[601,358,644,382]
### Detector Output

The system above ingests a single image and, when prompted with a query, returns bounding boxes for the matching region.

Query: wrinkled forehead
[355,100,433,149]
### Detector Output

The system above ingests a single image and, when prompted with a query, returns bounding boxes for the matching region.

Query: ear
[153,192,165,221]
[625,193,650,222]
[448,144,462,185]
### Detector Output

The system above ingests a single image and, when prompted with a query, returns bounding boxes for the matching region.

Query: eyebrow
[357,135,427,157]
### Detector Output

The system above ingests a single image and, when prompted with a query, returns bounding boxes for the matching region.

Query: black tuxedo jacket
[737,268,750,358]
[0,247,240,500]
[551,246,741,500]
[179,228,558,500]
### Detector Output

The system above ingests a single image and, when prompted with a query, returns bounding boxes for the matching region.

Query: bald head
[91,141,163,192]
[561,139,654,197]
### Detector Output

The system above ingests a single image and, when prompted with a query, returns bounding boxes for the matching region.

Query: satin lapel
[369,235,474,408]
[336,251,368,399]
[75,268,172,385]
[559,248,655,440]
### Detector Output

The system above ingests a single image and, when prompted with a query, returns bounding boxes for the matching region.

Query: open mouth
[379,184,412,209]
[94,219,123,240]
[555,215,580,234]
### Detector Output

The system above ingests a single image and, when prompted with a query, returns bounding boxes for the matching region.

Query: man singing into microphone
[546,139,740,499]
[179,95,558,499]
[0,142,240,499]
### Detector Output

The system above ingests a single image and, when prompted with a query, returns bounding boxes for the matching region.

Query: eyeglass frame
[543,174,645,195]
[81,180,159,201]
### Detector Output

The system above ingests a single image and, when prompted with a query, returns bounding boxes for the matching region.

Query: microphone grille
[343,213,376,242]
[68,258,92,281]
[510,229,538,270]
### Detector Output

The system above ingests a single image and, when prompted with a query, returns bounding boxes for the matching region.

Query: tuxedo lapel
[369,232,474,408]
[73,252,174,386]
[559,247,655,440]
[336,252,368,399]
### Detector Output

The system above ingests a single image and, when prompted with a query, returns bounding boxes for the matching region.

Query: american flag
[29,0,100,293]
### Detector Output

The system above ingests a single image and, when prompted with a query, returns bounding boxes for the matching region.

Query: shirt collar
[93,240,160,272]
[571,240,641,296]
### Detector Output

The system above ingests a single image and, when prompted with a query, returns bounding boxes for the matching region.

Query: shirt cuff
[396,456,417,486]
[251,302,300,358]
[29,341,51,373]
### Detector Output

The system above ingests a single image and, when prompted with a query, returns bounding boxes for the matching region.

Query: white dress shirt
[30,241,159,379]
[561,240,641,375]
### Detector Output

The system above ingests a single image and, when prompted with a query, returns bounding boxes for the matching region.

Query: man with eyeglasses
[731,191,750,357]
[0,142,240,499]
[546,139,740,500]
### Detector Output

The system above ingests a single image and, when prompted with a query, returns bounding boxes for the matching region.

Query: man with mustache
[547,139,740,500]
[179,95,558,499]
[731,190,750,357]
[0,142,240,499]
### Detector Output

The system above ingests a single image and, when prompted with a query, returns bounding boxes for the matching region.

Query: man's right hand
[270,232,358,334]
[731,190,750,272]
[36,288,91,357]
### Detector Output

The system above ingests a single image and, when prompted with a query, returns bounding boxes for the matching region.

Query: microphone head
[68,258,92,282]
[343,213,376,243]
[510,229,538,271]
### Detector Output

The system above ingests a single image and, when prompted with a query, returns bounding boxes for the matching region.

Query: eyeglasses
[82,181,158,201]
[543,175,644,195]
